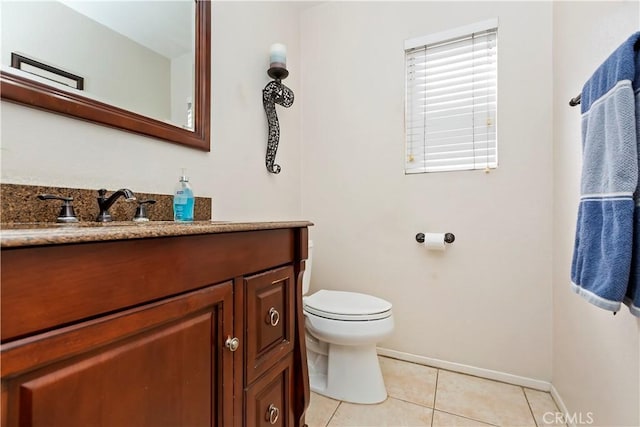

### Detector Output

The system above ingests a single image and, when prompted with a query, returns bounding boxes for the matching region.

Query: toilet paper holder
[415,232,455,244]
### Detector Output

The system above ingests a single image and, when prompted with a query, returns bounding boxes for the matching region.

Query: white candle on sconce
[269,43,287,69]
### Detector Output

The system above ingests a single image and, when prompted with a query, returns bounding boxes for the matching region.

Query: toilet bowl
[303,241,394,404]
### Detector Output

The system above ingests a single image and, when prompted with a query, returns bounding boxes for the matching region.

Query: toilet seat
[304,290,392,321]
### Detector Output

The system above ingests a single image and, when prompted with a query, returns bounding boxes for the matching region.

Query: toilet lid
[304,290,392,321]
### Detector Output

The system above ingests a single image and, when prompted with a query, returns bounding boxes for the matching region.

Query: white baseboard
[550,384,576,427]
[376,347,552,392]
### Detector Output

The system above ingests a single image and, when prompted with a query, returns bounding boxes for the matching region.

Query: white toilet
[303,241,394,404]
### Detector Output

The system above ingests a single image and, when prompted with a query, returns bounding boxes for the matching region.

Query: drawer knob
[266,403,280,424]
[267,307,280,327]
[225,336,240,352]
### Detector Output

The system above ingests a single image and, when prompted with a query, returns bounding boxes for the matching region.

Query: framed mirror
[0,0,211,151]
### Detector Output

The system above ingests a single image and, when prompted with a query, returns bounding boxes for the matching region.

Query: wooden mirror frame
[0,0,211,151]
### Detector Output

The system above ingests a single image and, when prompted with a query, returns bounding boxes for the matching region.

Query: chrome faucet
[96,188,136,222]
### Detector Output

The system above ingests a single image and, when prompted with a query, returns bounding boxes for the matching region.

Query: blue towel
[623,42,640,317]
[571,32,640,316]
[625,207,640,316]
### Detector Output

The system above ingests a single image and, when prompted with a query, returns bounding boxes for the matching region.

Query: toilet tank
[302,240,313,295]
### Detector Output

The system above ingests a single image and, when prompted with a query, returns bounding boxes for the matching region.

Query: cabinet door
[245,355,294,427]
[1,283,234,427]
[244,266,295,384]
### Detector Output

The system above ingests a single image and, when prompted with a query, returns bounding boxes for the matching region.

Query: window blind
[405,22,498,174]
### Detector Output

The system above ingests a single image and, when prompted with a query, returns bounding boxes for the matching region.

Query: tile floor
[305,356,565,427]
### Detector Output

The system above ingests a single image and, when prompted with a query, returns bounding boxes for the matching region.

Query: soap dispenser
[173,168,194,222]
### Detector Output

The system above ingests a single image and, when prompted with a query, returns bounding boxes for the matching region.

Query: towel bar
[569,94,581,106]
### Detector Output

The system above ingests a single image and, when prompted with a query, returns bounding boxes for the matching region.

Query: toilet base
[307,340,387,405]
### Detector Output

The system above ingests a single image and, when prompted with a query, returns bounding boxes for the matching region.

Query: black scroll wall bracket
[263,67,294,174]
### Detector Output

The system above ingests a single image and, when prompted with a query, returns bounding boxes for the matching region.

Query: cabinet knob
[267,307,280,327]
[225,336,240,352]
[266,403,280,425]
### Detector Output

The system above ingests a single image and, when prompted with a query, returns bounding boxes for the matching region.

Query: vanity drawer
[244,265,295,384]
[245,354,294,427]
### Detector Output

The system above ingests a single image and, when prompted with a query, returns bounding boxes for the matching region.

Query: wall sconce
[263,43,294,174]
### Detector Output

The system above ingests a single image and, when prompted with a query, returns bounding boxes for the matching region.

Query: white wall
[0,2,304,222]
[301,1,554,381]
[552,2,640,426]
[210,1,303,220]
[1,1,171,122]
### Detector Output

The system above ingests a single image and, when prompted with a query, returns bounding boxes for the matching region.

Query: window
[405,19,498,174]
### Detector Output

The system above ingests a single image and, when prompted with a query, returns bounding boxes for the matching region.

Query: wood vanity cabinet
[0,226,310,427]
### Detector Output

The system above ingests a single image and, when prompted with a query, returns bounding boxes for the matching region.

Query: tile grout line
[431,368,439,427]
[385,394,502,427]
[522,386,540,427]
[433,408,501,427]
[430,370,500,427]
[324,400,342,427]
[430,369,534,427]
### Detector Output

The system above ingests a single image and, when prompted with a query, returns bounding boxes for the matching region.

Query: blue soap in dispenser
[173,168,194,222]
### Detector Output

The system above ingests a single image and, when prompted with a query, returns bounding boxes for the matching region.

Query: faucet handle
[133,199,156,222]
[37,194,79,223]
[38,194,73,202]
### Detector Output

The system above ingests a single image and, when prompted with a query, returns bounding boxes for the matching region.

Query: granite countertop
[1,220,313,248]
